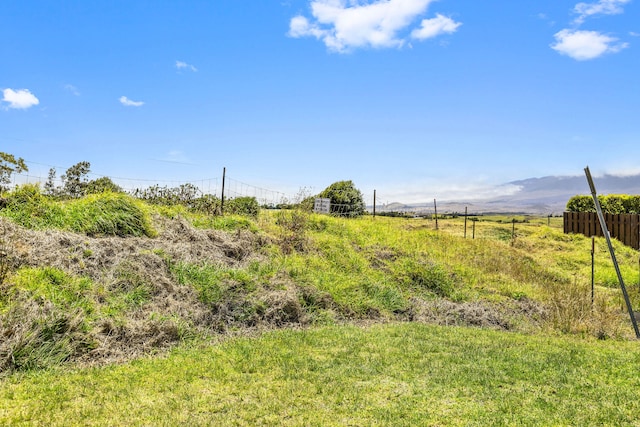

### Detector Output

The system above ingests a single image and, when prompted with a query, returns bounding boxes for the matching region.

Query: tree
[0,152,28,192]
[318,180,366,217]
[44,167,60,197]
[61,161,91,198]
[86,177,123,194]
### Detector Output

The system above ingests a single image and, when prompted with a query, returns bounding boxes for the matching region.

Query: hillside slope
[2,197,639,374]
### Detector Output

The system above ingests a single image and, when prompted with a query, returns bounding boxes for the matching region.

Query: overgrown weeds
[0,185,155,237]
[275,208,310,254]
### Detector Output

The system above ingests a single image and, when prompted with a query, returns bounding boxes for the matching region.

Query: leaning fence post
[591,237,595,308]
[585,166,640,338]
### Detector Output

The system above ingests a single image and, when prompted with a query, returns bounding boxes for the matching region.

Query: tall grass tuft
[0,185,155,237]
[0,267,97,373]
[65,193,155,237]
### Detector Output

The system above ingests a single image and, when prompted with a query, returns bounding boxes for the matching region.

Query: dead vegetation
[0,212,606,375]
[1,215,346,372]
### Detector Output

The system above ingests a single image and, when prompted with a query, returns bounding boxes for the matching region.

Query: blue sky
[1,0,638,203]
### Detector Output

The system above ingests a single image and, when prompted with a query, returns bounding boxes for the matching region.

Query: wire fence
[4,160,449,217]
[6,164,292,209]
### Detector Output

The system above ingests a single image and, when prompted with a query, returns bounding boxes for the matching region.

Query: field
[2,189,640,425]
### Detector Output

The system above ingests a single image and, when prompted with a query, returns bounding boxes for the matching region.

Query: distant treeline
[566,195,640,214]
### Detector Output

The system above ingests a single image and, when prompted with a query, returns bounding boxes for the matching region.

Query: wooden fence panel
[564,212,640,249]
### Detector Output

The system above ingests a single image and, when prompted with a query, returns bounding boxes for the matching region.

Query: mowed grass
[2,323,640,426]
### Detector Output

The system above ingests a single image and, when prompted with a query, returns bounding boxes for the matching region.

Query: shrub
[276,209,310,254]
[566,194,640,214]
[132,183,200,207]
[318,180,365,217]
[86,177,123,195]
[226,197,260,217]
[191,194,221,215]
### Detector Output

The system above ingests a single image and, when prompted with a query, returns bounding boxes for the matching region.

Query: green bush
[566,194,640,214]
[226,197,259,217]
[86,177,124,195]
[318,180,365,217]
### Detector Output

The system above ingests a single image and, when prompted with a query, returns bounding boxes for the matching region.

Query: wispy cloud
[289,0,461,53]
[176,60,198,72]
[573,0,630,25]
[1,88,40,110]
[119,96,144,107]
[551,29,628,60]
[378,181,522,204]
[150,150,198,165]
[64,84,80,96]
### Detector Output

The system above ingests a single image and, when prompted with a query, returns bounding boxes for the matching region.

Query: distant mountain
[374,174,640,215]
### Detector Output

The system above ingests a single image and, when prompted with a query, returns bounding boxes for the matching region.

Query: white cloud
[377,181,522,204]
[119,96,144,107]
[573,0,630,24]
[64,84,80,96]
[411,13,461,40]
[608,167,640,177]
[289,0,460,53]
[1,88,40,110]
[551,29,628,60]
[176,60,198,72]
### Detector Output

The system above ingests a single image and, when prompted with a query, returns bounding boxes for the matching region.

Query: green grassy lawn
[2,323,639,426]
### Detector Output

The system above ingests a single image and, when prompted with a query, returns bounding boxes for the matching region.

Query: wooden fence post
[220,167,226,215]
[434,199,438,230]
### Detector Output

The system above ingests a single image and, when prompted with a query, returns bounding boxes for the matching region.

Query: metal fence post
[585,166,640,338]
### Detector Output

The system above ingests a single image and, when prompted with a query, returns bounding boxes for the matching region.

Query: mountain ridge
[374,173,640,215]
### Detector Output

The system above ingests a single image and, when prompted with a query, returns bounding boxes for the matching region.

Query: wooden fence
[564,212,640,250]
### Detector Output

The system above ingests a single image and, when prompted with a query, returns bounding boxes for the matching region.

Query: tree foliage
[61,161,91,198]
[0,152,28,192]
[85,177,123,195]
[318,180,365,217]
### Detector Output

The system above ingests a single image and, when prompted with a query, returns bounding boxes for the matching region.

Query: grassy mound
[1,184,155,237]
